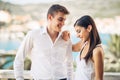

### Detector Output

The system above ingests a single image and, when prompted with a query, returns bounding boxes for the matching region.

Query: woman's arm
[72,41,81,52]
[93,47,104,80]
[62,30,82,52]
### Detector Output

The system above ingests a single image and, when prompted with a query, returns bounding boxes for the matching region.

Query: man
[14,4,73,80]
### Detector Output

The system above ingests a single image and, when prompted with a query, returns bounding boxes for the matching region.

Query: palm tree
[108,34,120,58]
[105,34,120,72]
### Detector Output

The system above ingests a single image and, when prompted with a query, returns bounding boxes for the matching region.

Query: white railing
[104,72,120,80]
[0,70,32,80]
[0,70,120,80]
[0,53,120,80]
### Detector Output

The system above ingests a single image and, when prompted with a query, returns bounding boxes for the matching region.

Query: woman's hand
[62,31,70,41]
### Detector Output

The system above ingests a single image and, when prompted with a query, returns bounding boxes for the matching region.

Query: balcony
[0,70,120,80]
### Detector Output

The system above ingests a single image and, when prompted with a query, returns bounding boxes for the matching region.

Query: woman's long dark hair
[74,15,101,62]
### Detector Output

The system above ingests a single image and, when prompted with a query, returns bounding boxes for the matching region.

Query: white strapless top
[75,42,95,80]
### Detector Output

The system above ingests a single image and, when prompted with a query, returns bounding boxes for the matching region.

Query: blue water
[0,40,21,51]
[0,33,110,51]
[0,33,110,57]
[0,33,110,68]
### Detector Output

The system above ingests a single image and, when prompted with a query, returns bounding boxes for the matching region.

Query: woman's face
[75,25,90,42]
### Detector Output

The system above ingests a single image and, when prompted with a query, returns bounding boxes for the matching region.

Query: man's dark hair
[47,4,69,18]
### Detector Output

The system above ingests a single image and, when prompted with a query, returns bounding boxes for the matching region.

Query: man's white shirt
[14,27,73,80]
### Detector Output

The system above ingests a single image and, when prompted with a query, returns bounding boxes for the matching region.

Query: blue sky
[2,0,62,5]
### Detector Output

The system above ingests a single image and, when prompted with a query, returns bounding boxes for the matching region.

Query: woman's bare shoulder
[93,45,104,60]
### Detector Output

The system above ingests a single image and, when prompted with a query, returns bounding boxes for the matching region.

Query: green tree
[108,34,120,58]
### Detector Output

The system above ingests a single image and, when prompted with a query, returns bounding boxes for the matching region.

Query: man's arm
[14,31,33,80]
[66,40,73,80]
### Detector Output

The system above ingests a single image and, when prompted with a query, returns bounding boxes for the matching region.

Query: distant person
[62,15,104,80]
[14,4,73,80]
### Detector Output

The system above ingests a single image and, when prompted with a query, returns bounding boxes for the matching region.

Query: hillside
[0,0,120,20]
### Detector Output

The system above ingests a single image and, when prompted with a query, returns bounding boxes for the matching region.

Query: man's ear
[87,25,92,32]
[47,14,53,20]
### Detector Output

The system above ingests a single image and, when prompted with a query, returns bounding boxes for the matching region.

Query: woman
[63,15,104,80]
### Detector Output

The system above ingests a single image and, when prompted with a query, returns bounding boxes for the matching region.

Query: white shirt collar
[41,26,47,34]
[41,26,62,39]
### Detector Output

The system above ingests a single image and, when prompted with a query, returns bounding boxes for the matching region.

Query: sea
[0,33,110,68]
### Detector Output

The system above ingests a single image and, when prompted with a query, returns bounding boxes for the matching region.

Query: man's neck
[47,27,59,43]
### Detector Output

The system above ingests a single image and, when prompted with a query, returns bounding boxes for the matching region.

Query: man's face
[48,12,67,32]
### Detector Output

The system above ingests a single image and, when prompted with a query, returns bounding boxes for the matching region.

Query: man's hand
[62,31,70,41]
